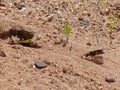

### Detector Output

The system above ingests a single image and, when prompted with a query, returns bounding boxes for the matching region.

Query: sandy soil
[0,0,120,90]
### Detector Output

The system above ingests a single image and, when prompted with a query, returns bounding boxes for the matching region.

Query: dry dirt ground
[0,0,120,90]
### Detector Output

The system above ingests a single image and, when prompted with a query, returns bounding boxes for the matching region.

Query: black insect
[86,49,104,57]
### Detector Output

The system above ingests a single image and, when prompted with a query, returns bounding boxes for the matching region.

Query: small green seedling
[97,0,109,14]
[64,23,71,41]
[108,15,118,33]
[64,24,71,37]
[109,24,115,33]
[107,14,120,46]
[63,24,71,47]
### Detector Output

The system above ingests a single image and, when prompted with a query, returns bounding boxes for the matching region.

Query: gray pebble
[34,61,47,69]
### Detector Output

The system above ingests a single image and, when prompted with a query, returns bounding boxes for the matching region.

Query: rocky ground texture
[0,0,120,90]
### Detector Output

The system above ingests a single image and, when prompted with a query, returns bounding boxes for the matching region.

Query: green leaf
[64,24,71,36]
[108,16,114,20]
[21,39,31,44]
[109,24,115,33]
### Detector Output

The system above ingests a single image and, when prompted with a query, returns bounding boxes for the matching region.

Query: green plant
[79,0,91,10]
[19,39,31,46]
[107,14,119,46]
[109,24,115,33]
[21,39,31,43]
[64,24,71,37]
[108,15,119,33]
[97,0,109,14]
[63,24,71,47]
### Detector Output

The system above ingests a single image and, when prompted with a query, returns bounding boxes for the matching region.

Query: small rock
[14,2,20,7]
[79,19,90,25]
[41,15,53,24]
[86,42,92,46]
[18,5,26,10]
[105,77,115,83]
[30,40,42,48]
[62,67,68,73]
[0,4,7,10]
[78,17,84,21]
[105,8,110,15]
[0,3,5,6]
[0,50,6,57]
[9,35,21,44]
[18,81,22,85]
[35,34,42,40]
[93,56,104,64]
[81,11,90,16]
[97,86,103,90]
[34,61,47,69]
[46,14,54,22]
[54,38,62,44]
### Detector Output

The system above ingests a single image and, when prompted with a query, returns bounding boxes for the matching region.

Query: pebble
[30,40,42,48]
[46,14,54,22]
[34,61,47,69]
[54,38,62,44]
[0,50,6,57]
[105,77,115,83]
[0,4,7,10]
[18,5,26,10]
[93,56,104,64]
[62,67,68,73]
[97,86,103,90]
[79,19,90,25]
[81,11,90,16]
[105,8,110,15]
[86,42,92,46]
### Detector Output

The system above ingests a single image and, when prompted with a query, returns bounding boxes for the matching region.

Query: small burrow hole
[9,28,33,39]
[0,27,34,47]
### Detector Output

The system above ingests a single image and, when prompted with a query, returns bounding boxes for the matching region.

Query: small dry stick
[95,33,101,47]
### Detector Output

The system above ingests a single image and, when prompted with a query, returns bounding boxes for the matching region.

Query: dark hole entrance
[0,27,34,47]
[9,28,34,47]
[9,28,33,40]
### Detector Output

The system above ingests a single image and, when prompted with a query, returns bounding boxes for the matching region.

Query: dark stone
[86,42,92,46]
[79,19,90,25]
[0,50,6,57]
[62,67,68,73]
[34,61,47,69]
[18,5,25,10]
[0,3,6,6]
[105,78,115,83]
